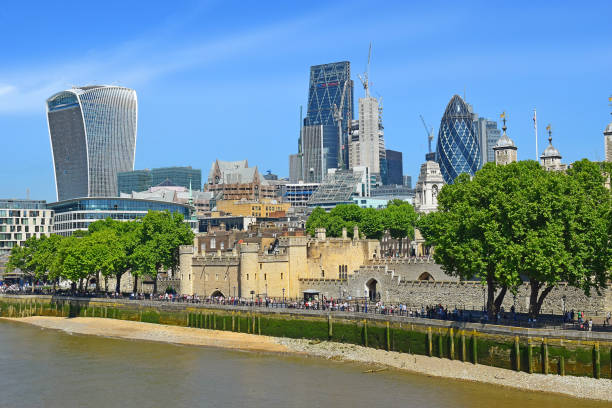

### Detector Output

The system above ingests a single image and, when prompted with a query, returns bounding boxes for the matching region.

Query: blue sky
[1,1,611,201]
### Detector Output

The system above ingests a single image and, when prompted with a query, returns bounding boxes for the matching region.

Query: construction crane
[357,42,372,97]
[419,114,434,154]
[332,79,349,169]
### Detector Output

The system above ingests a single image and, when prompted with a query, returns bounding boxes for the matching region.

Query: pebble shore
[4,316,611,402]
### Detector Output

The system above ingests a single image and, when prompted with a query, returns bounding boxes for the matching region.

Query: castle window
[210,238,216,249]
[280,273,283,280]
[264,274,267,281]
[321,270,325,278]
[247,274,249,280]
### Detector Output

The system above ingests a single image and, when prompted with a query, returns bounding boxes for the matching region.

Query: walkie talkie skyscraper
[47,85,138,201]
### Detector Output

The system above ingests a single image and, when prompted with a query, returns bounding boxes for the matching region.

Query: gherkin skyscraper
[436,94,481,184]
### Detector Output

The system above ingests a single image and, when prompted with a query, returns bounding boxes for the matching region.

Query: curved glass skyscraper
[436,95,481,184]
[47,86,138,201]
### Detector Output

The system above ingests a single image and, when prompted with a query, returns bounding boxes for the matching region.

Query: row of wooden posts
[3,301,611,379]
[187,311,261,335]
[423,326,610,379]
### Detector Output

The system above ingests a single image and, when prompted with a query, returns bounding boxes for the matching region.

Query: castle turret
[492,112,517,165]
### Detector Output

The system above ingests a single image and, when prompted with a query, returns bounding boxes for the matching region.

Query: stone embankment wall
[1,295,612,380]
[332,266,609,315]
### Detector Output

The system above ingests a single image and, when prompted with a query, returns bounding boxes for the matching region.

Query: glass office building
[385,149,403,185]
[48,197,193,236]
[117,169,152,194]
[436,95,482,184]
[151,167,201,190]
[47,85,138,201]
[117,166,202,194]
[303,61,353,171]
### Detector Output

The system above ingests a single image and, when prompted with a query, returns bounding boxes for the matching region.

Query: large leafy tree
[305,207,329,236]
[419,160,611,318]
[132,211,194,294]
[87,218,139,293]
[359,208,385,240]
[383,199,418,254]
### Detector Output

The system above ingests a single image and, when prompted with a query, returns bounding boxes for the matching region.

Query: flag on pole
[533,110,537,128]
[500,112,505,119]
[546,124,551,132]
[609,96,612,102]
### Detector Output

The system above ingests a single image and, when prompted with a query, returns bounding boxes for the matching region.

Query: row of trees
[306,200,418,252]
[6,211,194,294]
[418,160,612,318]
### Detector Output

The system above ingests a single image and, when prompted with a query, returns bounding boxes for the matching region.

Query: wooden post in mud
[472,330,478,365]
[449,328,454,360]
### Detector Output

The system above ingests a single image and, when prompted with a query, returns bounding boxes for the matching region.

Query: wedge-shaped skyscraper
[47,86,138,200]
[436,95,481,184]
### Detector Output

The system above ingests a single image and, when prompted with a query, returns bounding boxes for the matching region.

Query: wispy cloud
[0,15,312,114]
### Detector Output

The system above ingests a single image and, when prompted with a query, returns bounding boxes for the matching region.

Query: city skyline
[1,1,611,200]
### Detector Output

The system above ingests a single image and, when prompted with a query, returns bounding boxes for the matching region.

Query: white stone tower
[414,160,445,213]
[493,113,517,165]
[540,125,567,171]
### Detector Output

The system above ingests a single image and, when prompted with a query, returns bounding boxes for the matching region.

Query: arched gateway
[210,290,225,298]
[365,278,379,301]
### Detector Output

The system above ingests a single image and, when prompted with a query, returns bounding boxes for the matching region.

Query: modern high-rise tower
[436,95,482,184]
[303,61,353,172]
[47,85,138,201]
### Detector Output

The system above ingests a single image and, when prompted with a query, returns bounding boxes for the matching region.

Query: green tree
[329,204,362,236]
[30,234,64,288]
[87,218,139,294]
[419,160,611,318]
[132,211,194,294]
[383,199,417,254]
[305,207,329,236]
[359,208,384,239]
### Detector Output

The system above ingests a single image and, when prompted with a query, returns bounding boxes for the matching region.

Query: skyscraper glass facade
[118,166,202,194]
[117,169,152,194]
[303,61,353,171]
[384,149,403,185]
[436,95,482,184]
[151,167,201,190]
[47,86,138,201]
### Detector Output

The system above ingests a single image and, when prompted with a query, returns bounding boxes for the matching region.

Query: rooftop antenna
[533,108,539,160]
[357,42,372,97]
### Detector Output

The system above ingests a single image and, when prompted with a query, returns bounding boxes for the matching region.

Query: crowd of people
[1,282,609,331]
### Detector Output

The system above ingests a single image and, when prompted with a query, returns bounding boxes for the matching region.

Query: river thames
[0,320,607,407]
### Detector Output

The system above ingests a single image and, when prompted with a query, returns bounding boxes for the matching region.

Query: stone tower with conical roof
[492,113,517,165]
[540,126,567,171]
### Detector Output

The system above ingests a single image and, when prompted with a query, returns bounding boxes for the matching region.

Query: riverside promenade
[1,293,611,342]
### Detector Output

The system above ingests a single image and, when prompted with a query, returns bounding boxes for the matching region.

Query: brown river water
[0,320,607,408]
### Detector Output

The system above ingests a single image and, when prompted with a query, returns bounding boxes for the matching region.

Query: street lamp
[282,288,285,308]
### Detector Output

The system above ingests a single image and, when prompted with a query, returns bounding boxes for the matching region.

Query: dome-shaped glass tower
[436,95,482,184]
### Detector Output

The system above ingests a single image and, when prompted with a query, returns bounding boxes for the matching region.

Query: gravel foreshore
[4,316,611,402]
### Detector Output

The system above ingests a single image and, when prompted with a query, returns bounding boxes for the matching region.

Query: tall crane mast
[419,114,434,153]
[357,42,372,98]
[332,79,349,169]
